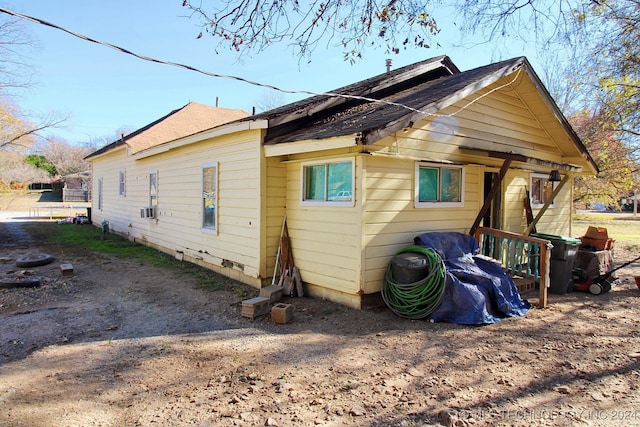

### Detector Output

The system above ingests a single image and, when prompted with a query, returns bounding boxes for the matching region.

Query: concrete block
[60,263,74,276]
[241,296,270,319]
[259,285,283,303]
[271,303,293,324]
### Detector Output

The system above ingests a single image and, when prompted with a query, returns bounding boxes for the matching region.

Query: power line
[0,6,522,118]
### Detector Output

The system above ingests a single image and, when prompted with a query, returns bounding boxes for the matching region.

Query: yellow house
[86,56,598,309]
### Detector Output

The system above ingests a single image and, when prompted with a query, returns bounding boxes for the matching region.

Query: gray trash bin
[390,252,430,284]
[532,233,581,294]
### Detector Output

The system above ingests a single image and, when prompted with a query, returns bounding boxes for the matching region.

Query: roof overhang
[362,60,526,146]
[459,146,584,173]
[518,62,599,176]
[359,59,599,176]
[264,135,360,157]
[261,55,460,130]
[85,143,127,162]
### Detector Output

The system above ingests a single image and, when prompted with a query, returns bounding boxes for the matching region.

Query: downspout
[523,174,571,235]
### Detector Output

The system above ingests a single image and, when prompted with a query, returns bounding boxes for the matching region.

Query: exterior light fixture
[548,170,561,182]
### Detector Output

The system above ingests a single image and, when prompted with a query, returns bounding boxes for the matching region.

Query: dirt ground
[1,199,640,426]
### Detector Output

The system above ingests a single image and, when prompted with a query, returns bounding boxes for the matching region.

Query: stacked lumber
[275,217,303,297]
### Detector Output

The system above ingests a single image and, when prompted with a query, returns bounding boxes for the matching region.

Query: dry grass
[0,191,62,211]
[3,191,639,250]
[573,212,640,250]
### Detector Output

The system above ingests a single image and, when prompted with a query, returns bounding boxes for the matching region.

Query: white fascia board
[85,144,127,162]
[132,120,268,160]
[264,135,359,157]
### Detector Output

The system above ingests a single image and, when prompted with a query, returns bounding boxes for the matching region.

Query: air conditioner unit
[140,206,156,219]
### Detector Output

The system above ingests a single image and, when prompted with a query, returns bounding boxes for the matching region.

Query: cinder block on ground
[259,285,283,303]
[60,263,74,276]
[241,296,270,319]
[271,303,293,324]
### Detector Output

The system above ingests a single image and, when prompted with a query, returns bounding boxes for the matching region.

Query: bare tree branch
[1,117,67,149]
[0,12,36,90]
[35,138,91,176]
[0,96,69,151]
[183,0,439,61]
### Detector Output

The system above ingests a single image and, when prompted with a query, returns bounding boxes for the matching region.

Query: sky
[1,1,540,146]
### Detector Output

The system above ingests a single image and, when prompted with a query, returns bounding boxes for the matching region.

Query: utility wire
[0,6,522,118]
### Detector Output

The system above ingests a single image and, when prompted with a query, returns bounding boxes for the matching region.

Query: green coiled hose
[381,245,447,319]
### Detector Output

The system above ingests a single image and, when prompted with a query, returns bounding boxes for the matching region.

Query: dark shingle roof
[251,55,460,128]
[260,56,524,145]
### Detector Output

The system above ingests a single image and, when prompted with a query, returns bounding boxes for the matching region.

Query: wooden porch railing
[473,227,552,308]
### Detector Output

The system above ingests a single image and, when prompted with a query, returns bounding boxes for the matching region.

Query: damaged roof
[251,55,597,174]
[85,55,597,174]
[255,56,522,145]
[252,55,459,128]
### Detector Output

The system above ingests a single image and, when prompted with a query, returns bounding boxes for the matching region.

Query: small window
[97,177,103,210]
[415,162,464,208]
[149,170,158,207]
[202,163,218,232]
[118,169,126,196]
[301,159,354,206]
[530,173,557,208]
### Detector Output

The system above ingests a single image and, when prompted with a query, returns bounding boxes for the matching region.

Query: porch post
[537,241,552,309]
[523,174,571,236]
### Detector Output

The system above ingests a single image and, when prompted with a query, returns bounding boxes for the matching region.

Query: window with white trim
[415,162,464,207]
[118,169,126,196]
[149,170,158,207]
[301,159,354,206]
[530,173,556,208]
[97,177,103,210]
[202,163,218,232]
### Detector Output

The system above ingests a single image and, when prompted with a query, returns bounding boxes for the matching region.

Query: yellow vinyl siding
[361,155,482,294]
[89,147,131,234]
[367,77,564,165]
[529,177,572,235]
[283,156,362,296]
[502,170,572,236]
[502,172,529,233]
[91,130,266,286]
[264,156,287,281]
[153,132,261,279]
[359,77,576,296]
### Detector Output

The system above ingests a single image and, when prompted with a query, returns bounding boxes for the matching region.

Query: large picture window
[202,163,218,232]
[415,162,464,207]
[302,159,354,206]
[530,173,556,208]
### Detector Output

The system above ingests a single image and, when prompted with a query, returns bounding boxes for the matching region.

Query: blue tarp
[414,232,531,325]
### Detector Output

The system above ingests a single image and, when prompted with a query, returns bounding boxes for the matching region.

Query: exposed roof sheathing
[86,55,597,174]
[248,55,459,129]
[260,57,523,145]
[253,55,597,174]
